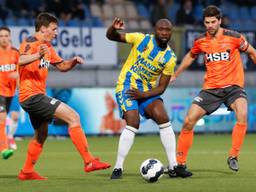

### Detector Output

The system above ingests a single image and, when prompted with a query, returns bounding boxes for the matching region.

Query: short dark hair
[0,26,11,33]
[203,5,222,20]
[35,12,58,32]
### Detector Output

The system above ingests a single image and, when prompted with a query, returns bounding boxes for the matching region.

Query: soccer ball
[140,159,164,182]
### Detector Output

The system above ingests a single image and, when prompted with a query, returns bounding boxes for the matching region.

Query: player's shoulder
[164,47,177,62]
[127,32,145,37]
[10,47,19,53]
[222,28,241,38]
[135,32,146,40]
[194,32,207,42]
[23,36,39,44]
[126,32,145,43]
[167,47,176,57]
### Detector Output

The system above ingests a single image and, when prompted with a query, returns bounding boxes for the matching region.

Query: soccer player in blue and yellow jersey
[107,18,191,179]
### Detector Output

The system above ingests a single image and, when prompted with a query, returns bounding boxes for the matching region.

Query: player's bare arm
[55,56,84,72]
[18,44,48,66]
[245,44,256,64]
[126,74,171,100]
[106,17,126,43]
[170,51,195,83]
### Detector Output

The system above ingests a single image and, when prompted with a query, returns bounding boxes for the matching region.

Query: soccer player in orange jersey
[17,12,110,181]
[170,5,256,176]
[0,26,19,159]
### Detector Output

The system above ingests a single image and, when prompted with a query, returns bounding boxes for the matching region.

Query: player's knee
[153,111,169,124]
[156,116,169,125]
[126,122,139,129]
[35,131,48,144]
[0,117,5,123]
[183,116,196,130]
[36,137,47,144]
[0,113,7,123]
[124,113,140,129]
[125,116,140,128]
[237,110,247,123]
[68,111,80,126]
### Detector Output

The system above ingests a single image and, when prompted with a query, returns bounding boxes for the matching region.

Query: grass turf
[1,134,256,192]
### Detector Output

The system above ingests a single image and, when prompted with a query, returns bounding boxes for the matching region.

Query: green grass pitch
[1,134,256,192]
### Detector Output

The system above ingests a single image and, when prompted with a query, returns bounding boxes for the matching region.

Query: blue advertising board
[9,88,256,136]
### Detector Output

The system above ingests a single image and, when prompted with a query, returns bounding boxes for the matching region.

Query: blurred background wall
[2,0,256,135]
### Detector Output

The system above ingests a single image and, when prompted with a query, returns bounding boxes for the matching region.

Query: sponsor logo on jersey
[0,64,16,72]
[134,55,158,72]
[39,58,50,69]
[205,52,230,62]
[126,99,132,107]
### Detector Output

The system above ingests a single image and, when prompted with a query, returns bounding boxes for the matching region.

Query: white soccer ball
[140,159,164,182]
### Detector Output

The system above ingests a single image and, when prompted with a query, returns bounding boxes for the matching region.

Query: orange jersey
[0,46,19,97]
[190,28,249,89]
[19,35,63,102]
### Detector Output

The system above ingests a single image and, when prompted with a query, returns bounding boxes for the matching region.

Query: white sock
[7,118,18,138]
[114,126,138,170]
[159,122,177,170]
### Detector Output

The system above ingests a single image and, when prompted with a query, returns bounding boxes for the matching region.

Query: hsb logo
[0,64,16,72]
[205,52,230,62]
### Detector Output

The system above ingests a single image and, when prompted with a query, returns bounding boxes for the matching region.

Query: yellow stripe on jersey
[116,32,176,92]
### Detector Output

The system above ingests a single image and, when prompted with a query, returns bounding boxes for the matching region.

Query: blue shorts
[115,87,162,119]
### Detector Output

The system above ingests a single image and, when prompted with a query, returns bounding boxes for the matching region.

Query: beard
[156,36,169,48]
[208,26,220,36]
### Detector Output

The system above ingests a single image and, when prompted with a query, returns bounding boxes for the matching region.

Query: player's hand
[38,44,48,58]
[112,17,125,30]
[126,89,145,100]
[169,75,177,84]
[72,56,85,65]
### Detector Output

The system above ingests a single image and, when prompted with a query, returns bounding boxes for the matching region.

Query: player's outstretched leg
[68,126,111,172]
[54,102,111,173]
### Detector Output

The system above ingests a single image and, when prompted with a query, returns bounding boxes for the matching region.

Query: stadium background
[3,0,256,135]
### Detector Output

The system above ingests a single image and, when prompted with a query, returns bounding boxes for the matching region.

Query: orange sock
[22,139,43,173]
[68,126,94,164]
[0,123,8,152]
[229,123,247,158]
[176,129,194,165]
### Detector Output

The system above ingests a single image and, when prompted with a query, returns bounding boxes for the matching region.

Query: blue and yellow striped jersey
[116,32,176,92]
